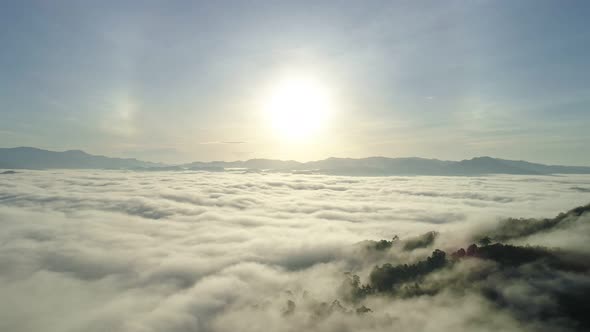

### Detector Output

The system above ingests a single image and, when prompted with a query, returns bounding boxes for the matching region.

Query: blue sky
[1,0,589,164]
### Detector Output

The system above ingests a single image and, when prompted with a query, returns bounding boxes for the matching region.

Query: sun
[264,75,332,141]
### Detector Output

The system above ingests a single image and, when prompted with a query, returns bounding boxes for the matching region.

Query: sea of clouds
[1,170,590,332]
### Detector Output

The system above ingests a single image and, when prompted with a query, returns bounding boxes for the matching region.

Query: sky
[1,0,589,164]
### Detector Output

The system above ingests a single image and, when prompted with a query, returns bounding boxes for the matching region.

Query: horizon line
[2,146,590,168]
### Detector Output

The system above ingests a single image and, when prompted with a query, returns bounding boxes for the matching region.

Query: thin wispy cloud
[199,141,248,145]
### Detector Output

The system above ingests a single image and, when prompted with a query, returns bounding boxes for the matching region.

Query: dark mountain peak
[9,146,45,152]
[0,147,160,169]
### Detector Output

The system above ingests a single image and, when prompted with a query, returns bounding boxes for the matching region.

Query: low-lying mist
[1,170,590,332]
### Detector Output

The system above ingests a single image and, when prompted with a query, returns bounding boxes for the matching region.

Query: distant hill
[1,147,590,175]
[183,156,590,176]
[0,147,162,170]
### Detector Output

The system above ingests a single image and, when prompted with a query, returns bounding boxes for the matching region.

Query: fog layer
[1,170,590,331]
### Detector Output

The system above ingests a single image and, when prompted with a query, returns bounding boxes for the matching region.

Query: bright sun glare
[264,75,332,141]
